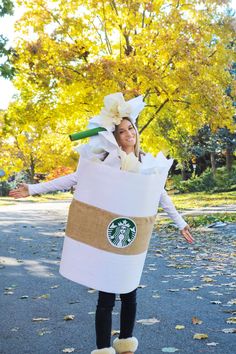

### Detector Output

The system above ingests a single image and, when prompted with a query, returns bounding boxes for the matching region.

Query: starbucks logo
[107,217,137,248]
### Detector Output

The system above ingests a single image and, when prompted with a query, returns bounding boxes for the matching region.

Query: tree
[191,125,220,176]
[0,97,79,181]
[217,125,236,172]
[0,0,15,79]
[2,0,236,177]
[191,122,236,175]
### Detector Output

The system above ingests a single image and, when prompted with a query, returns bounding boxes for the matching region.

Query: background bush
[170,167,236,193]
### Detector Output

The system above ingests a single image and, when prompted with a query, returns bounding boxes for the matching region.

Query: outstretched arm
[9,171,78,199]
[159,190,194,244]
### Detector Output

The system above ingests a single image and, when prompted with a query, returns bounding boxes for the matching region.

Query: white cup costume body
[60,152,172,294]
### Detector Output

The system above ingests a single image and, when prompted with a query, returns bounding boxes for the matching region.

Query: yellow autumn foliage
[1,0,235,177]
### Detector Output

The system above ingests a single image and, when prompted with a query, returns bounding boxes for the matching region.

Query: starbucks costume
[28,93,187,295]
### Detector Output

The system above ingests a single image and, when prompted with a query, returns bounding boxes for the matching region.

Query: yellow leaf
[226,317,236,324]
[202,277,214,283]
[175,325,185,330]
[193,333,208,340]
[64,315,75,321]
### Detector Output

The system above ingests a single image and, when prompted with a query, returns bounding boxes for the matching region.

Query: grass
[156,213,236,229]
[0,192,72,206]
[169,191,236,209]
[184,213,236,227]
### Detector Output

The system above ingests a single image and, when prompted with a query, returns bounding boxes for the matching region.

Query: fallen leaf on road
[227,299,236,305]
[69,300,80,304]
[175,325,185,330]
[207,342,219,346]
[4,291,14,295]
[36,294,50,299]
[64,315,75,321]
[226,317,236,324]
[87,289,96,293]
[62,348,75,353]
[111,329,120,336]
[222,328,236,333]
[136,318,160,325]
[37,328,51,336]
[192,317,203,325]
[188,287,200,291]
[193,333,208,340]
[32,318,50,322]
[161,347,179,353]
[202,277,214,283]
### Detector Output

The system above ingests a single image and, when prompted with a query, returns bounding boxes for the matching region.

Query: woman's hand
[9,183,30,199]
[180,225,195,244]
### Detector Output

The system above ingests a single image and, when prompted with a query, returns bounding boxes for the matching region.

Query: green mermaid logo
[107,218,137,248]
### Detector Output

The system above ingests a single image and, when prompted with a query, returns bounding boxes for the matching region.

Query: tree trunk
[225,148,233,173]
[181,161,188,180]
[27,154,35,183]
[210,151,216,176]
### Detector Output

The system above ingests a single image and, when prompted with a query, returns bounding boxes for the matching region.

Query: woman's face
[115,119,137,153]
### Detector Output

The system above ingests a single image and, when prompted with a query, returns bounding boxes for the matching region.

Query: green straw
[69,127,107,141]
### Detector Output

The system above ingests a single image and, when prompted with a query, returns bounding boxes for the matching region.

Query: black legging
[95,288,137,349]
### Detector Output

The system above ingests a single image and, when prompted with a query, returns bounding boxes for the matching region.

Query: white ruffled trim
[119,149,141,173]
[140,151,173,175]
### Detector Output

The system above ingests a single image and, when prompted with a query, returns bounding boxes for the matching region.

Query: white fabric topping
[88,93,145,132]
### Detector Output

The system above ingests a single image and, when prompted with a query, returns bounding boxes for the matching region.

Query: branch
[91,21,109,54]
[208,50,217,58]
[110,0,119,16]
[142,10,146,28]
[139,98,169,135]
[143,88,151,100]
[102,1,113,55]
[123,30,133,56]
[172,99,191,105]
[40,5,74,43]
[61,65,84,76]
[97,14,113,55]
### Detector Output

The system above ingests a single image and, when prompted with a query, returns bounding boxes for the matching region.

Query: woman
[10,94,194,354]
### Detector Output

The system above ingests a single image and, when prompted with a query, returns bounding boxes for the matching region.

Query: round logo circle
[107,217,137,249]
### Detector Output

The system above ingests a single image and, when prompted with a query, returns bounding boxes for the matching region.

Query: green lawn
[169,191,236,209]
[0,192,72,206]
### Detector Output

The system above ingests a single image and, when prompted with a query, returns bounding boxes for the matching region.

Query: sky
[0,1,236,110]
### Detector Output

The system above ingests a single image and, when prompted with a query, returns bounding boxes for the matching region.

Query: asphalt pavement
[0,201,235,354]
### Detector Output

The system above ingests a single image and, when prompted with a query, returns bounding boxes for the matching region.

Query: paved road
[0,202,235,354]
